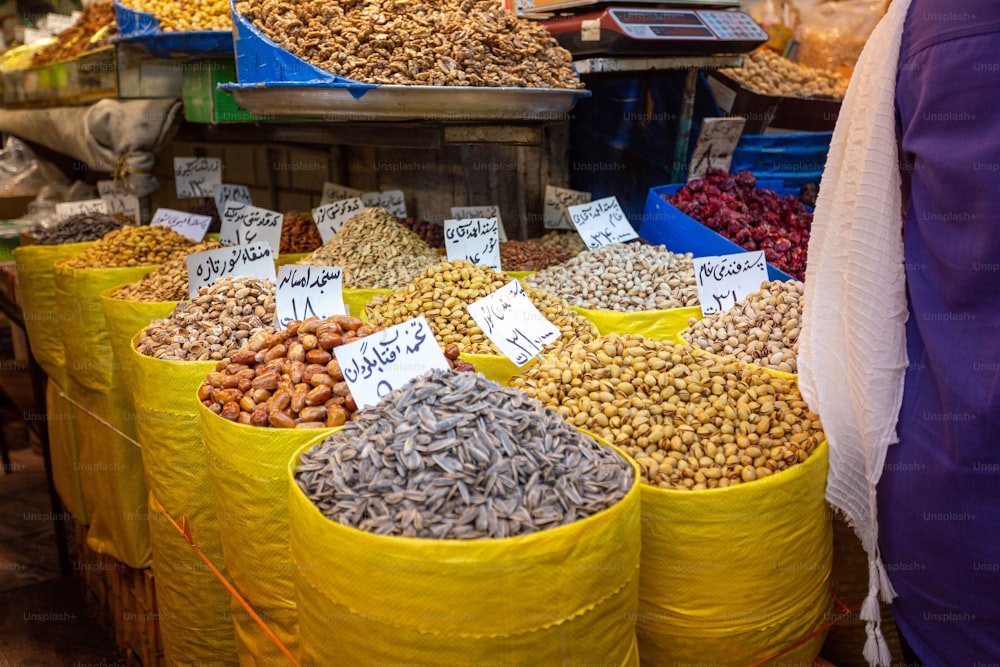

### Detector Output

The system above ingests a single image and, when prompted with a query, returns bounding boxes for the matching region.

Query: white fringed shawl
[797,1,914,665]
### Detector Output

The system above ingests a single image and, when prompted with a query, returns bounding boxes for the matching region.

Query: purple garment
[878,1,1000,664]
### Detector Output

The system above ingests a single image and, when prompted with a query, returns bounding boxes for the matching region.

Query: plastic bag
[572,304,703,341]
[200,404,337,666]
[796,1,885,72]
[636,441,832,665]
[288,434,642,666]
[129,337,239,666]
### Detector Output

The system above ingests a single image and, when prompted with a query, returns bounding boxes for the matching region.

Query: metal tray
[221,81,588,122]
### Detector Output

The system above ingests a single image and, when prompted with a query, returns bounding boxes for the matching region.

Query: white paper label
[213,184,252,218]
[276,265,347,328]
[361,190,407,219]
[97,181,143,224]
[544,185,591,231]
[185,242,277,299]
[150,208,212,243]
[44,13,76,34]
[312,198,366,243]
[693,251,769,316]
[581,18,601,42]
[320,182,363,206]
[174,157,223,198]
[334,316,450,410]
[55,199,108,219]
[567,196,638,249]
[444,218,502,273]
[687,117,747,182]
[450,206,508,242]
[467,280,561,367]
[219,201,284,254]
[23,27,52,44]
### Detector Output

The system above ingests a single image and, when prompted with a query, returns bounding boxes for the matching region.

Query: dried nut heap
[537,230,587,255]
[681,280,803,374]
[237,0,582,88]
[110,240,224,302]
[719,48,848,99]
[366,260,598,356]
[30,213,124,246]
[509,334,825,491]
[280,211,323,254]
[298,208,440,289]
[398,217,444,248]
[136,277,276,361]
[525,242,699,312]
[499,240,571,271]
[61,225,195,269]
[31,3,117,66]
[296,369,632,539]
[199,315,471,427]
[119,0,232,31]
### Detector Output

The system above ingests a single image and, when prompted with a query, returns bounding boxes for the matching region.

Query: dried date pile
[236,0,583,88]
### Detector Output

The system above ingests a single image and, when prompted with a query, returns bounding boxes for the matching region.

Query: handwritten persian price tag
[466,280,560,367]
[450,205,508,242]
[334,316,450,409]
[544,185,591,231]
[174,157,223,198]
[276,265,347,327]
[692,251,769,316]
[150,208,212,242]
[55,199,107,219]
[361,190,407,218]
[320,182,363,206]
[444,218,502,273]
[97,180,143,224]
[567,196,638,249]
[312,198,366,243]
[213,184,252,218]
[185,242,276,299]
[219,201,284,253]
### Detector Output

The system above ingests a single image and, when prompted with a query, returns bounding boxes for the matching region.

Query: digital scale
[535,2,767,57]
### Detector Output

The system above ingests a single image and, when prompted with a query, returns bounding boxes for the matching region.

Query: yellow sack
[345,287,391,320]
[572,304,702,341]
[200,403,336,666]
[100,291,177,398]
[636,441,832,666]
[507,270,535,280]
[129,337,238,666]
[44,380,87,523]
[287,435,642,666]
[275,253,307,267]
[460,352,536,386]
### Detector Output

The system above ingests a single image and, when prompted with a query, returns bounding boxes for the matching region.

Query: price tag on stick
[467,280,561,367]
[276,265,347,328]
[320,182,363,206]
[97,180,143,224]
[334,316,450,410]
[150,208,212,242]
[692,251,769,316]
[219,201,284,254]
[687,117,746,182]
[451,206,508,242]
[213,184,252,218]
[444,218,502,273]
[185,242,277,299]
[55,199,107,219]
[312,198,366,243]
[361,190,407,218]
[544,186,591,231]
[174,157,223,198]
[567,196,638,249]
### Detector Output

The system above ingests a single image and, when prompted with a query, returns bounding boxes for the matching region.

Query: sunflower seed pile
[295,369,632,539]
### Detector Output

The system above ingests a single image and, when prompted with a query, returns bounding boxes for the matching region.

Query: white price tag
[567,196,638,249]
[185,242,277,299]
[213,184,252,218]
[174,157,223,198]
[45,13,76,34]
[466,280,560,367]
[334,316,450,410]
[312,198,366,243]
[361,190,407,219]
[150,208,212,242]
[692,251,769,317]
[450,206,508,242]
[544,186,591,231]
[320,182,363,206]
[687,117,746,182]
[55,199,108,219]
[23,27,52,44]
[444,218,502,273]
[219,201,284,254]
[276,265,347,328]
[97,181,143,224]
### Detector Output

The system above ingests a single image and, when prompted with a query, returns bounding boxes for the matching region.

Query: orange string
[150,495,301,667]
[746,586,858,667]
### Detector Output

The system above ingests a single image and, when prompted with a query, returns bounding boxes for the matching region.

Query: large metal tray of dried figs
[220,81,588,122]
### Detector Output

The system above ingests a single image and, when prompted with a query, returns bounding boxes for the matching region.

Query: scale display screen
[650,25,714,37]
[614,10,703,25]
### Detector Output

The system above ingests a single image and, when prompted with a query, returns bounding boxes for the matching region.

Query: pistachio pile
[365,260,598,355]
[525,243,699,312]
[719,48,848,98]
[297,208,440,289]
[537,230,587,255]
[110,240,224,302]
[60,225,195,269]
[681,280,803,374]
[509,334,824,491]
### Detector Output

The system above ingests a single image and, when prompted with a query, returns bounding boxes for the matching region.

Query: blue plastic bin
[113,0,234,57]
[730,132,832,190]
